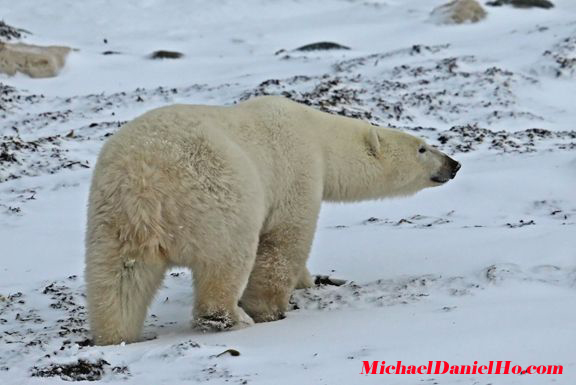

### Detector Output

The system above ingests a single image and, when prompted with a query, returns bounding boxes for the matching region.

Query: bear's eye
[418,147,427,154]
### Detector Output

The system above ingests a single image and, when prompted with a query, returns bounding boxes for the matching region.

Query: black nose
[451,162,461,178]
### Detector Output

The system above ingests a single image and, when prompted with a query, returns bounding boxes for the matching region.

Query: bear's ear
[365,127,381,157]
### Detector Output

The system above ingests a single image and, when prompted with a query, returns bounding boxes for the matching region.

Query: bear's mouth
[431,176,450,184]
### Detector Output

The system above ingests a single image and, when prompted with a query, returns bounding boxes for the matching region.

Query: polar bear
[85,96,460,345]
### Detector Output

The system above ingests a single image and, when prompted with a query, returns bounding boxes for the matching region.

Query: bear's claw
[194,307,254,332]
[194,313,234,332]
[250,311,286,323]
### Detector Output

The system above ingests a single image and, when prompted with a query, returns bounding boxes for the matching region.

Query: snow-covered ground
[1,0,575,383]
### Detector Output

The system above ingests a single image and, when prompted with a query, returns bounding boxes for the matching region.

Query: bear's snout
[431,155,460,184]
[448,157,461,179]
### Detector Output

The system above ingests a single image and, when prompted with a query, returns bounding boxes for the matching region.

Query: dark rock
[149,50,184,59]
[314,275,346,286]
[0,21,30,41]
[0,150,17,163]
[486,0,554,9]
[294,42,350,52]
[215,349,241,357]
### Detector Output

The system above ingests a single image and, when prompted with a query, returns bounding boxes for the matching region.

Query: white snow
[0,0,575,384]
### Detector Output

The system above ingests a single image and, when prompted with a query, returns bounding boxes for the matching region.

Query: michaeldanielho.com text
[361,361,563,375]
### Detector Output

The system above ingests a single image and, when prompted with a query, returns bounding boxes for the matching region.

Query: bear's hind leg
[86,242,167,345]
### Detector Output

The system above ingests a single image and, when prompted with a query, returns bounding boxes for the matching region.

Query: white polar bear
[85,96,460,345]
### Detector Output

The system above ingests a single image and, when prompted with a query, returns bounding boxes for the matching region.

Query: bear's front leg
[240,222,317,323]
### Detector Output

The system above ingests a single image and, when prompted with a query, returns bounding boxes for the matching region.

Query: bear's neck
[314,116,386,202]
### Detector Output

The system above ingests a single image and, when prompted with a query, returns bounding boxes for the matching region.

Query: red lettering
[361,361,379,374]
[358,360,561,375]
[434,361,449,374]
[494,360,511,374]
[548,365,563,374]
[460,365,472,374]
[379,361,386,375]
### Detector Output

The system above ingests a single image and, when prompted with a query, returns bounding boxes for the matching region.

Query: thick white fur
[85,96,453,345]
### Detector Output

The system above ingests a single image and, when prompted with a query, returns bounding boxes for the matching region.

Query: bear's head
[366,127,460,196]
